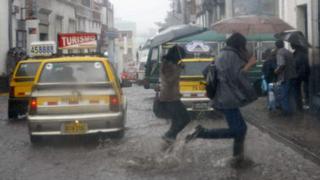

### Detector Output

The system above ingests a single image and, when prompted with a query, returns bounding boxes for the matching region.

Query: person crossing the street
[159,45,191,143]
[185,33,258,167]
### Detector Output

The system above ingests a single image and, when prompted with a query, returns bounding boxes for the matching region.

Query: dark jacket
[212,47,257,109]
[276,48,297,82]
[294,49,310,80]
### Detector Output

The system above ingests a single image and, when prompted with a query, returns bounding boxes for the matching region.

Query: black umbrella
[142,24,207,49]
[274,30,310,48]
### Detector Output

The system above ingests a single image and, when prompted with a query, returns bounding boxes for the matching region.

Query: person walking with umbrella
[185,33,257,167]
[291,43,310,110]
[159,45,191,143]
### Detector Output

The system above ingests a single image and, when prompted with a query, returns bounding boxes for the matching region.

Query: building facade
[114,30,135,77]
[114,18,138,76]
[195,0,278,28]
[0,0,115,76]
[0,0,9,75]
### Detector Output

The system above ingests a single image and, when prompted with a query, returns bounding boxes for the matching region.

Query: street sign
[30,41,57,57]
[58,33,97,49]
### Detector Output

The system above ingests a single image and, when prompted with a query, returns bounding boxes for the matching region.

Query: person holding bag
[159,45,191,143]
[186,33,257,167]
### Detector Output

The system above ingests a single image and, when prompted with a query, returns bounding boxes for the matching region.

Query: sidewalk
[242,97,320,165]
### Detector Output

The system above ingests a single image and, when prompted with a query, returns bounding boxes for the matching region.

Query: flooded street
[0,86,320,180]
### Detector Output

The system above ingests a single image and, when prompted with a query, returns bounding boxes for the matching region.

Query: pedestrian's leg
[303,78,310,106]
[232,110,247,157]
[280,81,292,114]
[162,102,176,140]
[164,101,190,139]
[196,109,246,141]
[294,78,303,110]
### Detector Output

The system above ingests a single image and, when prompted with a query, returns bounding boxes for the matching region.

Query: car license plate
[192,85,205,91]
[63,122,87,134]
[193,103,208,110]
[62,96,80,104]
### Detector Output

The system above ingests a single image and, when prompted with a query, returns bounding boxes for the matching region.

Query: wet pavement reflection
[0,86,319,180]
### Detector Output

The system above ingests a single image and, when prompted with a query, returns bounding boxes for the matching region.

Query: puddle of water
[121,138,192,172]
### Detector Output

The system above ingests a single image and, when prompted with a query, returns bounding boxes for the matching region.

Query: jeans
[162,100,191,139]
[279,80,295,114]
[197,109,247,156]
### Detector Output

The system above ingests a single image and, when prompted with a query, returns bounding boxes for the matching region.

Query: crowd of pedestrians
[262,39,310,115]
[157,32,310,169]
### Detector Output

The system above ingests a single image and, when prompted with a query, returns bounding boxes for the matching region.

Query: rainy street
[0,86,320,180]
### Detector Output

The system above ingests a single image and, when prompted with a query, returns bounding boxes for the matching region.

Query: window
[15,62,40,82]
[81,0,91,7]
[180,61,211,76]
[40,33,48,41]
[55,16,63,35]
[68,19,76,33]
[16,30,26,49]
[39,62,109,83]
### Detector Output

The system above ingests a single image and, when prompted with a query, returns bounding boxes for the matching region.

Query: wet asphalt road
[0,86,320,180]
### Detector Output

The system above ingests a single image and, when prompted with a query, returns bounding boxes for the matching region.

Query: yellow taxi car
[27,56,127,143]
[179,58,213,112]
[8,60,41,120]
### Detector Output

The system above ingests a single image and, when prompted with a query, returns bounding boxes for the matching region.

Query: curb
[244,112,320,166]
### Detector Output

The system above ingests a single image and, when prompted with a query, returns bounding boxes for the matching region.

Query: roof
[17,59,44,64]
[175,31,226,42]
[172,30,276,43]
[34,56,109,63]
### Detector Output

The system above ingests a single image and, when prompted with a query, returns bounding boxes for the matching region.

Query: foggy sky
[110,0,170,33]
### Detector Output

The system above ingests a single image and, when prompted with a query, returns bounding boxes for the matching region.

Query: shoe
[185,125,203,143]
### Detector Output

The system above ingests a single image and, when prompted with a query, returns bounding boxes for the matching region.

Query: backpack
[203,63,218,99]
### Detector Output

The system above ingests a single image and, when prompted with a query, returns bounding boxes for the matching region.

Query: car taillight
[9,87,14,97]
[110,95,120,112]
[29,98,37,115]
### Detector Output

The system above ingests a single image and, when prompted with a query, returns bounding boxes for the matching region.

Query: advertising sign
[185,41,211,53]
[58,33,97,49]
[30,41,57,57]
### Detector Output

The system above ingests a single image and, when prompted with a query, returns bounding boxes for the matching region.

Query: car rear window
[39,62,109,83]
[180,62,211,76]
[16,62,40,77]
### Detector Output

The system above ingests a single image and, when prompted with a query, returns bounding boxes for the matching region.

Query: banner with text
[58,33,97,49]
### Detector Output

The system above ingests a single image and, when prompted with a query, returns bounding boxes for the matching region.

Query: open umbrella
[142,24,207,49]
[274,30,309,48]
[211,15,293,35]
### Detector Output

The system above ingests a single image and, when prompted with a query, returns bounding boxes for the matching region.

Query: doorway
[297,5,308,39]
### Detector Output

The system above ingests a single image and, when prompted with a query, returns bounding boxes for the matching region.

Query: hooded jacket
[212,47,257,109]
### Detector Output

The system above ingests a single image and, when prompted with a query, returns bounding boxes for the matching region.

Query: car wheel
[30,135,42,144]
